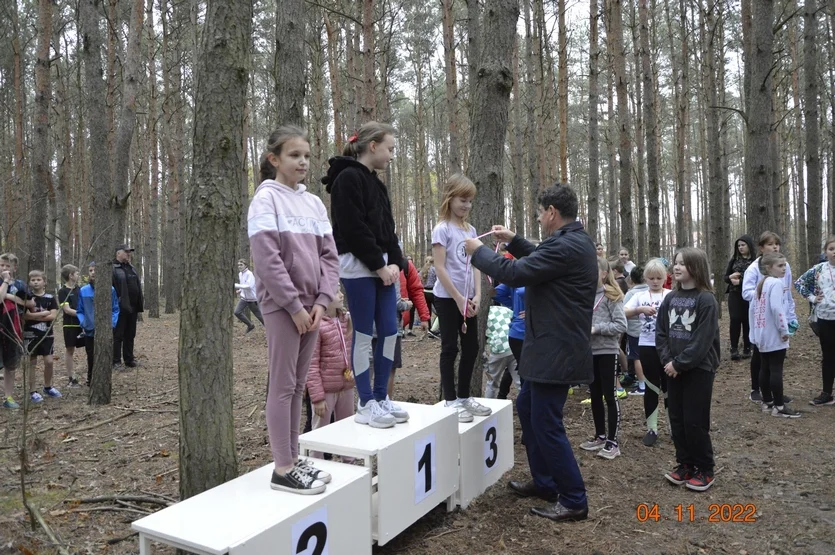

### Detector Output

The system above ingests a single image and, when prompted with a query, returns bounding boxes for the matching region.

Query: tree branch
[303,0,361,25]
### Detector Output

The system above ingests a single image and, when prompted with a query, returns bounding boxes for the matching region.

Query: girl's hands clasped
[291,308,313,334]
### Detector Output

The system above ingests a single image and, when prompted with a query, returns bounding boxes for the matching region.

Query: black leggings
[589,353,620,442]
[500,336,525,398]
[434,297,479,401]
[727,292,750,352]
[640,346,667,432]
[818,318,835,394]
[759,349,787,406]
[750,345,761,392]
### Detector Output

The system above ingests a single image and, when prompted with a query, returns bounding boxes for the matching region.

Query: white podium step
[132,458,371,555]
[435,398,515,509]
[298,402,459,546]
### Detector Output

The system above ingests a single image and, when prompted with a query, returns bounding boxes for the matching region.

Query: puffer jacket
[307,315,354,402]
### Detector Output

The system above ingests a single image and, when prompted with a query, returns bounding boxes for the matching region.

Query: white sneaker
[355,399,396,428]
[461,397,492,417]
[380,396,409,423]
[445,399,473,423]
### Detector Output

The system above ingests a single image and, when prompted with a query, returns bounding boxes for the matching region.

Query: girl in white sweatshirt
[750,252,800,418]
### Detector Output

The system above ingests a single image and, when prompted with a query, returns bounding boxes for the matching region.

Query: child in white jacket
[234,259,264,332]
[749,252,799,418]
[741,232,797,403]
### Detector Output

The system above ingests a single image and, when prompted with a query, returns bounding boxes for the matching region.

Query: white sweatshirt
[742,257,797,324]
[235,269,257,302]
[749,277,790,352]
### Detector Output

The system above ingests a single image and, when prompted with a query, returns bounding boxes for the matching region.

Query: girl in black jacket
[723,235,755,360]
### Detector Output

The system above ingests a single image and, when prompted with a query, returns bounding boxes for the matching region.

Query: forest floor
[1,307,834,555]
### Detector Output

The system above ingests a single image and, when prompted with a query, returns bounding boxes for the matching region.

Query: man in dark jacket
[465,184,597,523]
[112,244,144,368]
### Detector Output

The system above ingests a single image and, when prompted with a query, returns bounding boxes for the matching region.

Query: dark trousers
[589,354,619,442]
[667,369,715,473]
[640,346,667,430]
[516,380,587,510]
[85,338,94,385]
[727,292,750,352]
[750,345,761,391]
[499,336,525,399]
[759,349,787,406]
[434,297,479,401]
[819,319,835,394]
[113,311,138,364]
[234,299,264,328]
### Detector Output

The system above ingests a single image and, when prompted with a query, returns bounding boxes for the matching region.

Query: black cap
[115,244,135,253]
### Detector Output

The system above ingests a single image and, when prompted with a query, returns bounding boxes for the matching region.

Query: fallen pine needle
[73,411,135,433]
[425,527,466,540]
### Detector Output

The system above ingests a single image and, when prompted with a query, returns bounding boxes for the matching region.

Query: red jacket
[306,315,354,402]
[401,260,431,326]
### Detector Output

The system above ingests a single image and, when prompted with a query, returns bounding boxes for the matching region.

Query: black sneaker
[619,374,636,388]
[295,459,332,484]
[810,392,835,406]
[730,348,740,361]
[642,430,658,447]
[245,325,255,334]
[782,395,792,404]
[685,469,715,491]
[772,405,801,418]
[270,467,326,495]
[125,360,140,368]
[749,390,763,402]
[741,348,752,359]
[665,464,694,486]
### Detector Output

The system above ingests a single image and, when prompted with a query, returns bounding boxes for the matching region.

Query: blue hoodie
[76,282,120,336]
[494,284,525,340]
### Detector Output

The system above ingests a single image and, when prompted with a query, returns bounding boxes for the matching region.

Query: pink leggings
[265,309,319,468]
[310,389,355,461]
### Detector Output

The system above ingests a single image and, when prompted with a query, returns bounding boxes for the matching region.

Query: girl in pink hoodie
[306,290,356,458]
[248,126,339,495]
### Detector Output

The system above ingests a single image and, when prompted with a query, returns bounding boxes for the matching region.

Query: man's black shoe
[530,502,589,522]
[508,480,558,503]
[125,360,139,368]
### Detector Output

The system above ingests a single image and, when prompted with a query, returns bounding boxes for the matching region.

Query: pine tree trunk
[746,0,775,236]
[631,1,646,263]
[80,0,115,405]
[523,0,540,237]
[442,0,461,173]
[640,0,660,256]
[558,0,568,181]
[146,0,160,318]
[467,0,517,397]
[606,56,618,250]
[324,14,344,152]
[179,0,251,500]
[10,1,25,254]
[29,0,53,274]
[789,15,807,262]
[705,1,726,308]
[274,0,305,124]
[607,0,633,254]
[804,0,821,266]
[587,0,600,243]
[55,49,73,265]
[511,40,526,235]
[361,0,375,123]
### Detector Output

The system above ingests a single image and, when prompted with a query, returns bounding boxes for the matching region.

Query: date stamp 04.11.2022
[636,503,759,523]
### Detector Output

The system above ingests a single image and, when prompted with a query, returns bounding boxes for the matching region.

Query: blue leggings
[342,277,398,404]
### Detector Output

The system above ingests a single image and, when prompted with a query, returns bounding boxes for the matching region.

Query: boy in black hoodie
[323,121,408,429]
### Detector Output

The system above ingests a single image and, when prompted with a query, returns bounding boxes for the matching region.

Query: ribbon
[461,230,497,333]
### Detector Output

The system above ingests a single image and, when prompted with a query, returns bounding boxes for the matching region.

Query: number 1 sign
[414,433,437,504]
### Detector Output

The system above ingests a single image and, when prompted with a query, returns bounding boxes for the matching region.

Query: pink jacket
[247,180,339,315]
[307,315,354,402]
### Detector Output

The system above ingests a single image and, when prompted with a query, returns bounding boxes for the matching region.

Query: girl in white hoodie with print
[750,252,800,418]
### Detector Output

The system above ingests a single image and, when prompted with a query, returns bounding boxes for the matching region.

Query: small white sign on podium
[299,402,459,546]
[436,397,514,509]
[132,459,371,555]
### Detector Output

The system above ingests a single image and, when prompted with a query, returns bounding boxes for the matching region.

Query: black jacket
[112,260,144,314]
[723,235,756,294]
[471,221,598,385]
[324,157,404,272]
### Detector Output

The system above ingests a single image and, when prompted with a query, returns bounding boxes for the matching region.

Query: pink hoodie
[306,315,354,402]
[247,180,339,315]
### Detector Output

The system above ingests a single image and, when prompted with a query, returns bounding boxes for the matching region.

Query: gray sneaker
[380,396,409,423]
[355,399,396,429]
[597,441,621,459]
[461,397,492,417]
[445,399,474,423]
[580,436,607,451]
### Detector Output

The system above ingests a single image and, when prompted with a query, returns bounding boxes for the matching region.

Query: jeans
[234,299,264,328]
[516,380,587,510]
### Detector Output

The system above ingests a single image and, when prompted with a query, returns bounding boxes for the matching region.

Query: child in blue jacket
[76,262,120,386]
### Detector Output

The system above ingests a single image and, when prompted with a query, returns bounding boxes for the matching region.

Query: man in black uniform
[112,244,144,368]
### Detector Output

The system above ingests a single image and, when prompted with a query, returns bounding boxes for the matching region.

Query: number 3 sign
[483,416,498,475]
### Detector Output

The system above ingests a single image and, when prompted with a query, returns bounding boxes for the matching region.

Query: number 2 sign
[291,505,328,555]
[414,433,436,504]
